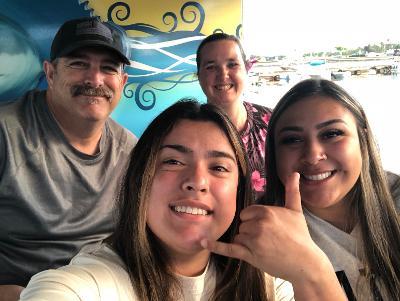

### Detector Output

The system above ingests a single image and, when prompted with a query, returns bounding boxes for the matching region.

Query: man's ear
[121,71,128,86]
[43,60,55,88]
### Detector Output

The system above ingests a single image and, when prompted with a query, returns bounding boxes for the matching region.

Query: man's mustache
[71,85,113,101]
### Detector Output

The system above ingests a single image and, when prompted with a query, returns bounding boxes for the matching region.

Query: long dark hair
[264,79,400,300]
[113,99,270,301]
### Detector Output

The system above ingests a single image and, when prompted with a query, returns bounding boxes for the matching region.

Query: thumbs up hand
[202,172,346,300]
[202,173,322,281]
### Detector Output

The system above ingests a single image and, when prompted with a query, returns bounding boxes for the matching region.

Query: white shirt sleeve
[19,246,133,301]
[274,277,295,301]
[19,266,103,301]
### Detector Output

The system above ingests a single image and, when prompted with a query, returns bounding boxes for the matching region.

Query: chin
[182,239,204,251]
[303,195,342,210]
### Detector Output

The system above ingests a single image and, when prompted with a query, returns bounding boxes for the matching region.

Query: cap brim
[57,40,131,65]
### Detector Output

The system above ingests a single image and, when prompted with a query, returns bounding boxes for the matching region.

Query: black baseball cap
[50,17,131,65]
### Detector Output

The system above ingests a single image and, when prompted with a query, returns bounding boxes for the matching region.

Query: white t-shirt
[20,244,294,301]
[304,208,375,301]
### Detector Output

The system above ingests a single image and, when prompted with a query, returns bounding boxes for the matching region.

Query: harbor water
[248,75,400,174]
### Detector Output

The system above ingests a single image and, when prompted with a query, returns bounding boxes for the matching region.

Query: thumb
[284,172,302,212]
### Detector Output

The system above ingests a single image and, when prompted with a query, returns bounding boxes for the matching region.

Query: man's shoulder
[0,96,24,118]
[0,90,45,119]
[106,118,138,147]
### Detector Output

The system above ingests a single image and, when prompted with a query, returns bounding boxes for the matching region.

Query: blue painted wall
[0,0,242,137]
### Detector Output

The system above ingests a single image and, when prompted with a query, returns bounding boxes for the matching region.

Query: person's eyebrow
[315,119,347,129]
[160,144,192,153]
[278,119,347,133]
[207,150,237,163]
[100,58,118,64]
[160,144,236,162]
[278,125,302,133]
[100,57,121,66]
[204,58,238,65]
[203,60,215,66]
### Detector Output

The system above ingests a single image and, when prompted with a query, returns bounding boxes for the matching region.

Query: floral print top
[241,101,272,200]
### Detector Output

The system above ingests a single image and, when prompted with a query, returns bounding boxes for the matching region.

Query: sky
[242,0,400,56]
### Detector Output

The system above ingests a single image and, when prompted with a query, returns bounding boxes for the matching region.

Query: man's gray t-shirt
[0,90,136,285]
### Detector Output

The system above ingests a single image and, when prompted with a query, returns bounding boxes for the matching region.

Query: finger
[238,219,267,235]
[233,233,253,246]
[239,205,267,221]
[284,172,302,212]
[201,239,250,262]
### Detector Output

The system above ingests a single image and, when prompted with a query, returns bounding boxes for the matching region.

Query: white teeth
[172,206,208,215]
[303,171,332,181]
[216,84,232,91]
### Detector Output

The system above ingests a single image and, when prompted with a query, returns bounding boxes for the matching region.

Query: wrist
[290,248,346,301]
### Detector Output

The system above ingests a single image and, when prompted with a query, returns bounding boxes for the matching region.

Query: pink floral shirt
[241,101,272,200]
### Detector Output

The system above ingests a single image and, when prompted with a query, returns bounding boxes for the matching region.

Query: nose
[301,140,327,165]
[216,66,229,80]
[84,64,104,87]
[181,165,209,193]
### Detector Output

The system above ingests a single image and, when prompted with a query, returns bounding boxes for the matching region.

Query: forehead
[199,40,243,62]
[162,119,235,152]
[276,96,357,128]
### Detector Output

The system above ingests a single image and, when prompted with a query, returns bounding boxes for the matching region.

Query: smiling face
[44,47,128,125]
[146,119,239,268]
[274,96,362,223]
[197,40,247,106]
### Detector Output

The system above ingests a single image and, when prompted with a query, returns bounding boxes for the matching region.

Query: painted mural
[0,0,242,136]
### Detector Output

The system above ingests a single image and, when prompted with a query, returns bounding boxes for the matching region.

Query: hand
[0,285,24,301]
[201,173,346,300]
[202,173,319,280]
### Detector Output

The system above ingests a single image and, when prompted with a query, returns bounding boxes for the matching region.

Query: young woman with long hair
[262,78,400,300]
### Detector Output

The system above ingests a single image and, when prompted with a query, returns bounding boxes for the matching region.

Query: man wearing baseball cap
[0,17,137,300]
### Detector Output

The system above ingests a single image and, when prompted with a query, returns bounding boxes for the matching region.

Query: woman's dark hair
[196,32,246,73]
[113,99,271,301]
[264,78,400,300]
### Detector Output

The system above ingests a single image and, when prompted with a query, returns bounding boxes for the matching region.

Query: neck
[306,200,355,233]
[46,92,105,155]
[61,128,103,155]
[170,249,210,277]
[217,101,248,132]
